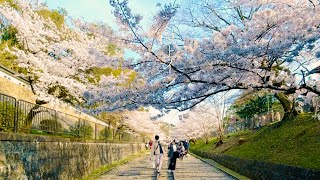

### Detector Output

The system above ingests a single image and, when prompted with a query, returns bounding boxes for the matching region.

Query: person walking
[167,139,179,173]
[184,139,190,157]
[177,141,186,160]
[150,135,164,173]
[148,140,153,149]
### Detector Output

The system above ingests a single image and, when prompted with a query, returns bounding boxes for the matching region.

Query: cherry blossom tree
[89,0,320,125]
[172,91,235,143]
[0,1,131,106]
[121,110,166,138]
[172,104,218,143]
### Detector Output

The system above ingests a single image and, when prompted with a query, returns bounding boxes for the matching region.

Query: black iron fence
[0,93,146,142]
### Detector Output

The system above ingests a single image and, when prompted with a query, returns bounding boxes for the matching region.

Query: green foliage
[0,50,29,75]
[1,25,18,46]
[0,50,17,67]
[0,102,15,131]
[0,25,29,74]
[99,127,113,140]
[39,119,62,133]
[85,67,137,86]
[137,106,149,112]
[104,43,123,56]
[36,9,65,29]
[0,0,20,11]
[121,131,133,142]
[0,101,26,132]
[98,112,121,127]
[69,122,93,138]
[232,94,282,119]
[72,76,83,83]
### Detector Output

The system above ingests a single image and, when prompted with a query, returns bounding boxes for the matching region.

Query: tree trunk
[274,92,299,125]
[215,125,224,147]
[205,137,209,144]
[218,123,224,143]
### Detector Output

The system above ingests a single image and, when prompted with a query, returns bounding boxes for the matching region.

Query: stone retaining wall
[192,150,320,180]
[0,132,145,179]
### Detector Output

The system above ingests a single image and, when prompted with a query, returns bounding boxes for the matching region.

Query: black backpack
[154,142,163,155]
[159,143,163,154]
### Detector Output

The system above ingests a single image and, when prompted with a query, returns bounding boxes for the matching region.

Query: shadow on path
[98,152,234,180]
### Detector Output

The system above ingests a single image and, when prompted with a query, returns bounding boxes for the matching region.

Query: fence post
[78,118,81,138]
[54,110,58,134]
[95,123,97,139]
[14,98,18,132]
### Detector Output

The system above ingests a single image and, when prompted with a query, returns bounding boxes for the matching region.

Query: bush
[39,119,62,133]
[99,127,113,140]
[69,122,93,138]
[121,132,133,142]
[0,102,15,131]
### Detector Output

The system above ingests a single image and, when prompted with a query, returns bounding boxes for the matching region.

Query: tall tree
[0,1,132,105]
[87,0,320,124]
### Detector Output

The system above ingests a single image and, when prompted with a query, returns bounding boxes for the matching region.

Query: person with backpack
[167,139,179,173]
[150,135,164,173]
[184,139,190,157]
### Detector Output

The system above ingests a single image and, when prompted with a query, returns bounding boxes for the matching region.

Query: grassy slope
[190,113,320,170]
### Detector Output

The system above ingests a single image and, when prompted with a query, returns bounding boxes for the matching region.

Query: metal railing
[0,93,146,142]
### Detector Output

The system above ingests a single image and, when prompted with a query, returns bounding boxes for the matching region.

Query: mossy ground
[190,113,320,170]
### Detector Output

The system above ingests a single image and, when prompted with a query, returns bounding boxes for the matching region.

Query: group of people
[149,135,189,173]
[167,139,189,172]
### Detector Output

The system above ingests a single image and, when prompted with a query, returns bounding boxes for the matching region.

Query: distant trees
[228,90,283,129]
[172,92,234,144]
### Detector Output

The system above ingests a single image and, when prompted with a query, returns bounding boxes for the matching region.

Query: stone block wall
[192,150,320,180]
[0,132,144,179]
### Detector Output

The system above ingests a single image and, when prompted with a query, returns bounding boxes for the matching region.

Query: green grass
[82,151,147,180]
[191,113,320,170]
[190,130,253,154]
[190,137,218,151]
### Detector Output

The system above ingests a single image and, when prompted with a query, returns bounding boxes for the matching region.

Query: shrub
[69,122,93,138]
[0,102,15,131]
[99,127,113,140]
[39,119,62,133]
